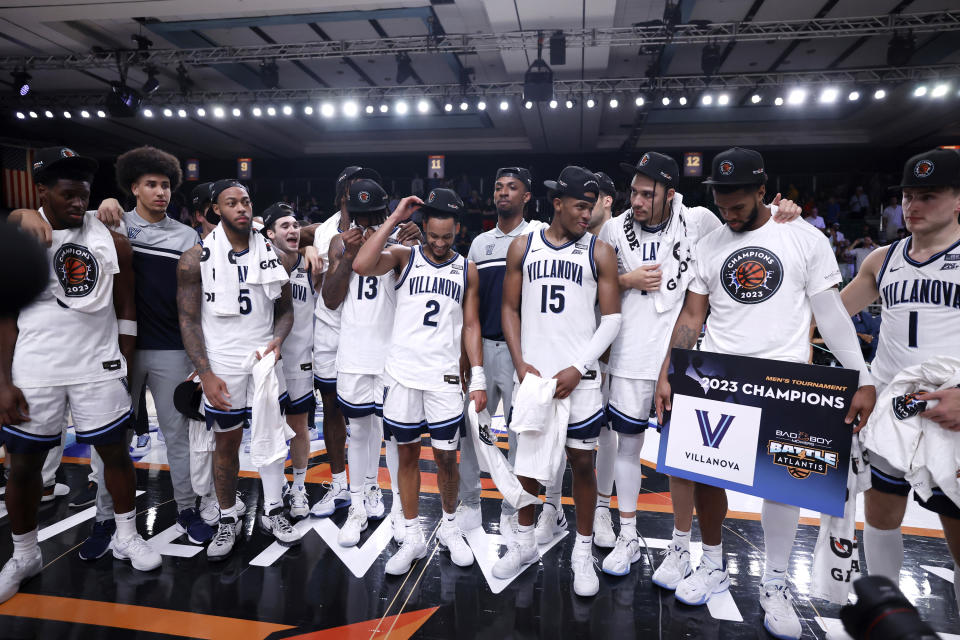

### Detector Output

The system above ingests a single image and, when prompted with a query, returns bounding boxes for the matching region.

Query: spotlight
[661,96,671,106]
[417,99,430,113]
[365,105,374,114]
[163,107,174,117]
[549,99,558,109]
[931,83,949,98]
[396,100,410,115]
[80,110,90,118]
[196,107,206,117]
[252,107,262,117]
[819,87,839,104]
[260,60,279,89]
[586,97,596,108]
[751,93,762,104]
[12,70,31,96]
[787,88,806,105]
[213,106,225,118]
[774,96,784,106]
[566,99,575,109]
[15,111,24,119]
[379,103,389,113]
[701,94,713,106]
[232,107,242,117]
[266,106,276,116]
[499,99,509,111]
[303,105,314,115]
[477,100,486,111]
[28,111,37,118]
[63,111,71,119]
[280,105,291,116]
[848,90,861,101]
[634,96,644,107]
[678,96,687,106]
[609,97,619,108]
[343,101,358,117]
[873,88,886,100]
[143,108,154,118]
[106,82,143,117]
[96,110,106,118]
[913,85,927,97]
[44,110,53,118]
[321,102,335,118]
[524,100,533,109]
[141,66,160,95]
[718,93,730,106]
[459,101,468,111]
[177,108,187,118]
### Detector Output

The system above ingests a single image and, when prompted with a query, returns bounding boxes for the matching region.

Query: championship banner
[238,157,252,180]
[683,152,703,177]
[656,349,858,516]
[185,159,199,181]
[428,155,445,180]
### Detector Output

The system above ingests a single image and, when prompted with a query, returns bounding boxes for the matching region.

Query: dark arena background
[1,1,959,639]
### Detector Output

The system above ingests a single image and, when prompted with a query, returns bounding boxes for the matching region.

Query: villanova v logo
[695,410,735,448]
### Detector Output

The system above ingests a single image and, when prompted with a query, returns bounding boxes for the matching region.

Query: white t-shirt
[689,211,842,363]
[882,205,903,239]
[848,246,873,273]
[806,214,826,230]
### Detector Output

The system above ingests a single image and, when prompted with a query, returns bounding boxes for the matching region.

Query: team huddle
[1,143,959,640]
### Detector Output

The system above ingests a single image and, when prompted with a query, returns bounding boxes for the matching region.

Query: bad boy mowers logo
[54,243,99,297]
[719,160,735,176]
[720,246,783,304]
[913,159,934,179]
[358,191,370,203]
[639,153,650,166]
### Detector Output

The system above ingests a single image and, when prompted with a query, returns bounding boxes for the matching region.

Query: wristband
[468,366,487,393]
[118,319,137,336]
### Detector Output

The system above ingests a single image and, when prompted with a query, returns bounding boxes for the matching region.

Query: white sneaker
[110,533,162,571]
[310,481,351,518]
[338,505,368,547]
[601,534,642,576]
[571,552,600,597]
[499,511,519,541]
[385,536,428,575]
[259,508,301,546]
[592,507,616,548]
[437,522,474,567]
[455,503,482,531]
[207,518,241,562]
[389,501,405,544]
[759,581,802,640]
[40,482,69,503]
[534,504,567,544]
[0,550,42,603]
[234,492,247,517]
[199,498,220,527]
[652,544,692,590]
[287,486,310,520]
[675,559,729,606]
[364,485,385,520]
[492,540,538,579]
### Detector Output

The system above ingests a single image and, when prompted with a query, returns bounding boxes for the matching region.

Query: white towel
[41,208,118,313]
[510,374,557,434]
[467,401,539,510]
[511,374,569,484]
[242,349,295,467]
[203,224,288,316]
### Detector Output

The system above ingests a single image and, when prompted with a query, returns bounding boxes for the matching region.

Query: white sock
[221,504,237,522]
[442,510,456,528]
[596,495,610,510]
[517,523,534,546]
[405,516,422,540]
[332,470,347,488]
[702,542,723,568]
[385,437,400,498]
[620,515,637,539]
[863,522,904,582]
[11,529,38,559]
[292,467,307,491]
[761,499,800,585]
[115,509,137,541]
[545,455,565,510]
[366,418,383,486]
[259,458,287,513]
[346,414,373,494]
[672,527,691,551]
[614,432,645,516]
[573,532,592,555]
[596,426,617,496]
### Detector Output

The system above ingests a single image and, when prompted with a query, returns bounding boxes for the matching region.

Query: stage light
[15,111,24,119]
[751,93,762,104]
[106,82,143,117]
[321,102,335,118]
[252,107,262,117]
[677,96,687,106]
[548,99,558,109]
[819,88,838,104]
[586,97,596,108]
[523,101,533,109]
[63,111,71,119]
[913,85,927,97]
[396,100,409,115]
[12,71,31,96]
[787,88,807,105]
[342,101,358,117]
[873,88,886,100]
[609,97,619,108]
[932,83,949,98]
[566,99,575,109]
[661,96,670,106]
[213,106,225,118]
[774,96,784,106]
[28,111,37,118]
[281,105,293,116]
[81,110,90,118]
[379,104,389,113]
[232,107,242,117]
[143,108,153,118]
[634,96,644,107]
[443,102,453,112]
[303,105,314,115]
[474,100,484,111]
[44,110,53,118]
[365,105,374,114]
[141,67,160,95]
[499,99,509,111]
[718,94,730,106]
[163,107,173,117]
[701,94,713,106]
[459,101,468,111]
[848,90,861,101]
[266,106,276,116]
[96,110,106,118]
[196,107,207,117]
[177,108,187,118]
[417,99,430,113]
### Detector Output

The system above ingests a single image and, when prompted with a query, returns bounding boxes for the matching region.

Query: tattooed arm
[262,282,293,362]
[654,290,709,423]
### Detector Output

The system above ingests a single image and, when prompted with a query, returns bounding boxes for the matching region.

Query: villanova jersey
[385,247,467,391]
[282,255,316,380]
[201,248,276,370]
[873,237,960,386]
[520,229,600,388]
[338,265,398,376]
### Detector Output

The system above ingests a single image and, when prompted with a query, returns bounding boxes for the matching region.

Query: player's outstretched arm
[463,261,487,412]
[502,235,539,381]
[838,246,888,316]
[353,196,422,276]
[110,231,137,364]
[322,231,361,310]
[654,290,709,423]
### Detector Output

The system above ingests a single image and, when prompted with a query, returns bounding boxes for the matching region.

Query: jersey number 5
[540,284,565,313]
[238,289,252,315]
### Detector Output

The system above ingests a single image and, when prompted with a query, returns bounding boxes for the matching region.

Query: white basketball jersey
[337,264,398,375]
[385,247,467,391]
[872,237,960,386]
[13,219,125,388]
[519,229,600,388]
[282,255,316,380]
[201,248,276,369]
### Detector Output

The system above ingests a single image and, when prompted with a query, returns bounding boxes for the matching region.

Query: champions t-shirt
[689,211,841,363]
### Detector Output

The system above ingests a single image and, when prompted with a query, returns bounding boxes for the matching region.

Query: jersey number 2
[423,300,440,327]
[540,284,565,313]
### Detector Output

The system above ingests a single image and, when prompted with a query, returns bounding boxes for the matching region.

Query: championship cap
[892,148,960,189]
[191,181,213,211]
[335,166,382,206]
[702,147,767,186]
[346,179,389,214]
[619,152,678,189]
[261,202,299,230]
[31,146,98,180]
[420,188,464,217]
[495,166,532,191]
[594,171,617,197]
[173,379,204,422]
[209,179,247,204]
[543,166,600,204]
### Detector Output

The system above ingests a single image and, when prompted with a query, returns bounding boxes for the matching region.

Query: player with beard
[654,148,875,639]
[261,203,315,520]
[353,189,485,574]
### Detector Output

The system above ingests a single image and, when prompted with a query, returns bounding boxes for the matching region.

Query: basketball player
[353,189,486,574]
[323,179,412,546]
[260,203,315,520]
[496,166,622,597]
[654,148,875,640]
[838,148,960,611]
[458,167,545,540]
[192,182,218,238]
[177,179,298,560]
[0,148,160,603]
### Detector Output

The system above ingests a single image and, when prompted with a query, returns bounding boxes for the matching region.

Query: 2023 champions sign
[656,349,858,517]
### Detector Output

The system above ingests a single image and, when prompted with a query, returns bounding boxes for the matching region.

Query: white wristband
[468,366,487,393]
[118,319,137,336]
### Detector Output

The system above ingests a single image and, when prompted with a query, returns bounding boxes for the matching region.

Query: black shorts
[870,465,960,520]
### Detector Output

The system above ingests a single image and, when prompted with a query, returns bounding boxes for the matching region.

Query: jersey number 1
[908,311,918,348]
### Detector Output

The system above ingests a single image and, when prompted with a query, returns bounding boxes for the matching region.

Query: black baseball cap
[595,171,617,197]
[620,151,678,189]
[420,188,464,216]
[191,181,214,211]
[173,379,204,422]
[210,179,247,204]
[702,147,767,186]
[544,166,600,204]
[262,202,299,230]
[495,167,532,191]
[892,148,960,189]
[346,179,389,214]
[32,146,98,181]
[335,166,382,206]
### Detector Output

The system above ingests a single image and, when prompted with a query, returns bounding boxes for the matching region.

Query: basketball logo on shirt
[720,246,783,304]
[54,243,99,297]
